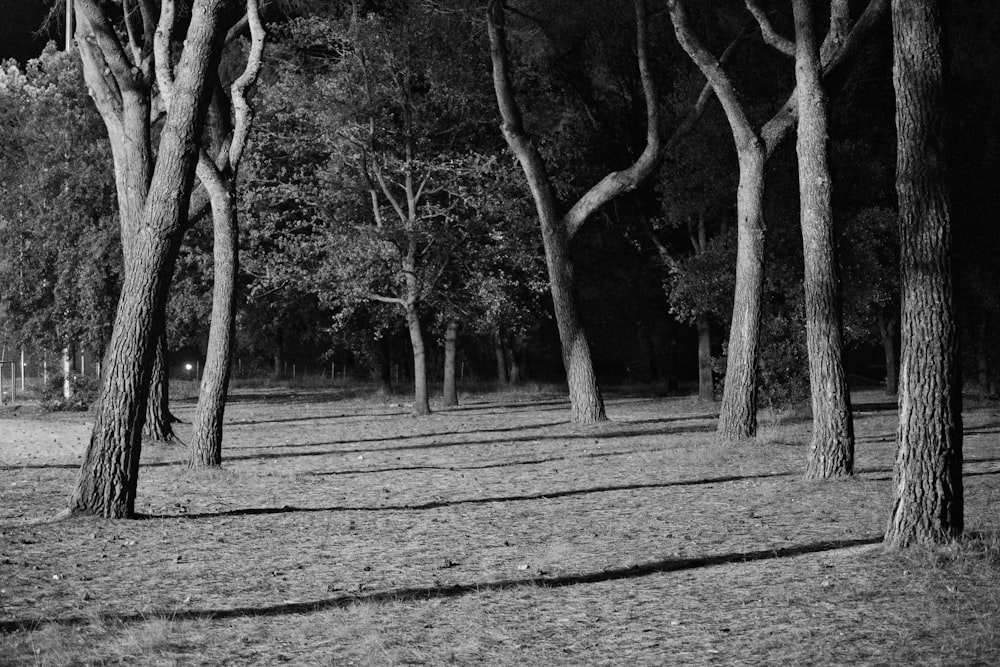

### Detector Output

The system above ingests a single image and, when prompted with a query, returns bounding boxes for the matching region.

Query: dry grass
[1,387,998,665]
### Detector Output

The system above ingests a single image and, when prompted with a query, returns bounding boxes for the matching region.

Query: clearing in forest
[1,388,999,665]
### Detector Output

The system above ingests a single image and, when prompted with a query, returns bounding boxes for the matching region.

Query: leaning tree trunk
[878,310,898,395]
[442,319,459,407]
[696,314,713,402]
[189,179,238,468]
[405,304,431,416]
[793,0,855,479]
[143,326,177,442]
[884,0,962,547]
[717,144,766,440]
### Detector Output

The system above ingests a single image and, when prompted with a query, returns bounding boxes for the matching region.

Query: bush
[40,373,99,411]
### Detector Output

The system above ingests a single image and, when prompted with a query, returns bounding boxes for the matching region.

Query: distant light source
[185,364,193,371]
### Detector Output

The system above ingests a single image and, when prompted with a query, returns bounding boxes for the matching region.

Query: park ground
[1,385,999,665]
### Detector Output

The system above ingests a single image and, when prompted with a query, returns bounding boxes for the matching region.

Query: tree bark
[878,309,898,395]
[189,178,238,467]
[793,0,855,479]
[442,319,459,407]
[884,0,962,547]
[62,346,74,400]
[143,326,177,442]
[65,0,228,519]
[406,305,431,415]
[494,327,509,385]
[696,315,714,402]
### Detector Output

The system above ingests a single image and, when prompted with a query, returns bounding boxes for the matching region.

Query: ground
[1,386,998,665]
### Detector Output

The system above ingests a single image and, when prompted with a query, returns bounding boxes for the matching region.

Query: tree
[486,0,662,423]
[63,0,234,519]
[883,0,962,547]
[666,0,887,441]
[790,0,854,478]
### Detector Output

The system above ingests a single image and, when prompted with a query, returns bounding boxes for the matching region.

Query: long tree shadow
[0,536,882,633]
[151,470,796,520]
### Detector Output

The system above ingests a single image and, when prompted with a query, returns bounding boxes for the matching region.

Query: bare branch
[745,0,795,57]
[153,0,178,110]
[365,293,407,307]
[228,0,266,170]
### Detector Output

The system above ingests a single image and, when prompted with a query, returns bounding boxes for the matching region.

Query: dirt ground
[1,386,998,666]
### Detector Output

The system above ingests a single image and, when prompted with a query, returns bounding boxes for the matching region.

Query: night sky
[0,0,59,63]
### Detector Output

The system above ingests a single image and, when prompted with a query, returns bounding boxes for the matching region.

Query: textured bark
[884,0,963,547]
[189,180,238,467]
[696,315,714,402]
[442,319,459,407]
[878,310,898,395]
[793,0,855,479]
[406,305,431,416]
[494,327,509,385]
[66,0,227,519]
[143,327,177,442]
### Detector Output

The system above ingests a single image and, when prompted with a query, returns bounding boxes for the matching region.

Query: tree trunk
[494,327,509,385]
[406,305,431,415]
[696,315,713,402]
[507,339,524,384]
[273,332,284,378]
[878,310,898,395]
[375,335,393,394]
[143,326,177,442]
[189,179,238,468]
[978,320,990,397]
[717,144,766,440]
[65,0,228,519]
[884,0,962,547]
[442,319,459,407]
[793,0,855,479]
[62,346,74,400]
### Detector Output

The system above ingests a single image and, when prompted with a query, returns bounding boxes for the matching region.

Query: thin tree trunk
[189,179,238,468]
[273,333,284,378]
[376,335,393,394]
[62,346,74,400]
[443,319,459,407]
[696,314,713,402]
[878,310,898,395]
[143,326,177,442]
[793,0,855,478]
[494,327,509,385]
[406,305,431,415]
[884,0,962,547]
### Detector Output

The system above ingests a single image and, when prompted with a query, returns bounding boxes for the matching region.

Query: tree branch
[228,0,265,171]
[745,0,795,57]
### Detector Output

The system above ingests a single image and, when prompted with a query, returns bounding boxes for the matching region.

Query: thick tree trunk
[189,180,238,468]
[65,0,227,519]
[878,310,898,395]
[884,0,962,547]
[494,327,509,385]
[793,0,855,479]
[406,305,431,416]
[442,319,459,407]
[143,327,176,442]
[717,145,766,441]
[696,315,713,402]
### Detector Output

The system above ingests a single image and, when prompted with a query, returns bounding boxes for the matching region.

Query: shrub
[40,373,99,411]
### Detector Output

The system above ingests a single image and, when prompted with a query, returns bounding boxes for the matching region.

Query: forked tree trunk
[696,315,713,402]
[144,327,177,442]
[793,0,855,478]
[884,0,962,547]
[406,305,431,415]
[442,319,459,407]
[190,180,238,467]
[878,310,898,395]
[494,327,509,384]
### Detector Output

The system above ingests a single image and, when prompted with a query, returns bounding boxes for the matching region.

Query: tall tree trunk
[143,326,177,442]
[696,315,713,402]
[494,327,509,385]
[189,178,238,468]
[406,305,431,416]
[62,345,74,400]
[273,332,284,378]
[507,339,524,384]
[793,0,855,478]
[442,319,459,407]
[375,335,393,394]
[884,0,962,547]
[878,309,898,395]
[717,145,766,440]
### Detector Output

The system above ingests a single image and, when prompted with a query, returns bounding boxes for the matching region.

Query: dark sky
[0,0,59,63]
